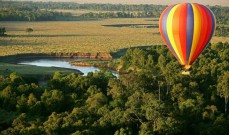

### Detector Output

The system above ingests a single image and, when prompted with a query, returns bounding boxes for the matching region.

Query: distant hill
[7,0,229,6]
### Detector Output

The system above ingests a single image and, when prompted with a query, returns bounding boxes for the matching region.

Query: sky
[10,0,229,6]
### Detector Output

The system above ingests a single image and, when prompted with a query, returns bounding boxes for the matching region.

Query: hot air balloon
[159,3,216,75]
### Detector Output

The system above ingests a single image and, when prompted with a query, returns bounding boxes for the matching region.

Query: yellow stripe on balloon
[166,4,185,64]
[188,4,201,64]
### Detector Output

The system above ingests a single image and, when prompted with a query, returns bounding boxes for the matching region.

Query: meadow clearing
[0,18,159,56]
[0,18,160,75]
[0,18,227,57]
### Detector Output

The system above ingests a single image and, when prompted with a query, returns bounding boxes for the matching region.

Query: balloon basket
[182,70,190,75]
[181,65,191,75]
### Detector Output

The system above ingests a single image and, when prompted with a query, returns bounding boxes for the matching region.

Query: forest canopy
[0,42,228,134]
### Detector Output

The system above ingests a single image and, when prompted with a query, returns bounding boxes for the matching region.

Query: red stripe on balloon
[179,4,188,65]
[190,5,213,64]
[189,4,207,63]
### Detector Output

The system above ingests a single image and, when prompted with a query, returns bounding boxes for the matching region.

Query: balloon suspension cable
[181,65,191,75]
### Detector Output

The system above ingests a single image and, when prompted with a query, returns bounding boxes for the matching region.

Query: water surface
[18,59,100,76]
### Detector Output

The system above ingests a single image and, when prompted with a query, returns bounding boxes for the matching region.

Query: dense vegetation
[0,42,228,134]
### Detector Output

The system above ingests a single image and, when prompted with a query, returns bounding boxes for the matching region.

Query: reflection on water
[18,59,101,76]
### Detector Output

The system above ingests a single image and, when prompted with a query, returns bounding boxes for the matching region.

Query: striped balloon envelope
[159,3,216,72]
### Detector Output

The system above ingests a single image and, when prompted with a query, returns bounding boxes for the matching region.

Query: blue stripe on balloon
[161,5,181,63]
[205,6,215,43]
[186,4,194,64]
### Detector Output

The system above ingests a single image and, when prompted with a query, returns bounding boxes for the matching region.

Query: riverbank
[0,46,152,78]
[70,60,118,71]
[0,56,84,80]
[0,52,112,63]
[0,62,83,80]
[0,52,117,81]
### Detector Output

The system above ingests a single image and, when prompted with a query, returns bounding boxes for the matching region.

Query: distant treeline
[210,6,229,25]
[0,9,72,21]
[0,9,163,21]
[80,11,160,18]
[0,1,166,11]
[0,2,164,21]
[0,1,228,24]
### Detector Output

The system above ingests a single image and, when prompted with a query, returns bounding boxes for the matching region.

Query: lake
[18,58,117,76]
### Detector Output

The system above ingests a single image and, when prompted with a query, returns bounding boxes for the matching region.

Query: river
[18,58,118,76]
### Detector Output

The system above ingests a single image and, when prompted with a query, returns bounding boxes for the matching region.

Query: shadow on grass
[145,19,159,21]
[102,24,159,28]
[0,39,46,46]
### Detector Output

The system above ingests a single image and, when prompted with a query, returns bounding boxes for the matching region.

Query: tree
[86,92,107,111]
[0,27,6,36]
[0,86,17,111]
[41,90,65,113]
[16,94,28,112]
[43,112,67,135]
[26,28,33,35]
[27,93,37,106]
[217,71,229,114]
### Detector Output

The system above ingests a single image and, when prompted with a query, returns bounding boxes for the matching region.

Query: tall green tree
[217,71,229,114]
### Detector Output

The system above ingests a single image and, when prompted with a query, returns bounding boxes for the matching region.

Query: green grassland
[1,18,227,57]
[0,18,159,56]
[0,18,228,77]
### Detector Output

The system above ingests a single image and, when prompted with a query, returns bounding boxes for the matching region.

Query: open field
[0,18,161,56]
[0,18,228,56]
